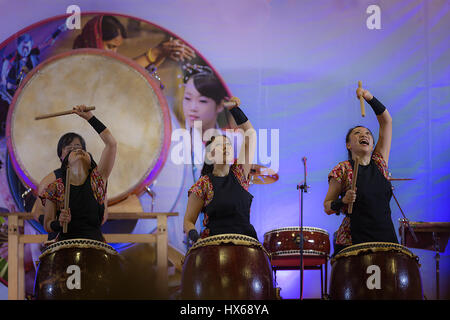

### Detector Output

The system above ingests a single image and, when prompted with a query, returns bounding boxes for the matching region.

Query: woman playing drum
[323,85,398,254]
[41,105,116,241]
[183,102,257,242]
[33,132,87,241]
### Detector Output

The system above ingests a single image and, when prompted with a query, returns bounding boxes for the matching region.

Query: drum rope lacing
[186,233,272,258]
[270,249,328,257]
[39,238,118,259]
[263,226,329,236]
[330,242,419,264]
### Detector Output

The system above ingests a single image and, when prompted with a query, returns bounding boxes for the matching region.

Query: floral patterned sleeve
[39,178,64,208]
[328,161,353,246]
[231,164,250,191]
[90,167,107,205]
[372,151,389,179]
[328,161,352,190]
[188,175,214,207]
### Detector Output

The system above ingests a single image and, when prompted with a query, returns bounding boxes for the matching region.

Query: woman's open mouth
[359,138,369,145]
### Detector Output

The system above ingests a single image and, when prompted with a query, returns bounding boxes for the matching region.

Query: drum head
[6,49,171,204]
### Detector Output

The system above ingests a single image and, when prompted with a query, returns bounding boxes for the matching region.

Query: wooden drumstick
[63,166,71,233]
[223,97,241,108]
[358,81,365,117]
[348,156,359,214]
[35,106,95,120]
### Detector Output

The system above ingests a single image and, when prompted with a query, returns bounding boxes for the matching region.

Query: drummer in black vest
[33,132,87,241]
[183,100,257,242]
[324,85,398,255]
[40,105,116,241]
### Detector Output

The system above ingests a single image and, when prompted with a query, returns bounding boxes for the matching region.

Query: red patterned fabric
[328,152,389,246]
[40,167,106,207]
[188,163,250,206]
[188,163,250,237]
[90,167,107,205]
[39,178,65,210]
[73,15,104,49]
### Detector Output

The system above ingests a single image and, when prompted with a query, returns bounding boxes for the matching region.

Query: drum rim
[186,233,270,258]
[5,48,172,205]
[271,249,328,257]
[263,226,329,237]
[332,241,417,262]
[39,238,118,260]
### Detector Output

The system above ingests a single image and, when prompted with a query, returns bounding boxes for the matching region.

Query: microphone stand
[391,185,418,244]
[296,157,309,300]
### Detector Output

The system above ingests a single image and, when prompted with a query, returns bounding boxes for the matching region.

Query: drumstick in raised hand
[348,156,360,214]
[358,81,365,117]
[63,166,71,233]
[35,106,95,120]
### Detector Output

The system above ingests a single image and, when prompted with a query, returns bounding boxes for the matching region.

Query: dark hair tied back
[345,125,375,160]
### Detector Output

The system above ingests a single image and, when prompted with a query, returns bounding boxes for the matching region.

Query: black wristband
[188,229,199,243]
[331,198,344,212]
[367,96,386,116]
[229,107,248,125]
[50,220,62,232]
[88,116,107,134]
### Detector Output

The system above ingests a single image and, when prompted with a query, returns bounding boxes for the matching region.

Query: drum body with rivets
[263,226,330,257]
[329,242,423,300]
[181,234,276,300]
[34,239,125,299]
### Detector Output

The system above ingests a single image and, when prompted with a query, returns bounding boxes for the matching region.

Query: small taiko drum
[263,226,330,256]
[6,48,171,205]
[329,242,423,300]
[181,234,276,300]
[34,239,124,299]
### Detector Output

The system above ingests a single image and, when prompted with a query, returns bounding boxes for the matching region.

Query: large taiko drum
[6,48,171,204]
[34,239,125,299]
[329,242,423,300]
[181,234,276,300]
[263,226,330,256]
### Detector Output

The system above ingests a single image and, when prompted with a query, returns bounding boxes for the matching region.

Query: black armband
[88,116,107,134]
[188,229,200,243]
[50,220,62,232]
[330,198,344,212]
[229,107,248,125]
[367,96,386,116]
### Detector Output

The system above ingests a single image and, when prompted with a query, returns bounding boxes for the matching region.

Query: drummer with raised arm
[41,105,116,241]
[323,85,398,255]
[33,132,87,241]
[183,98,257,242]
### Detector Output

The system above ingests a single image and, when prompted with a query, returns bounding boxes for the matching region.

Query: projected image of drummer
[73,15,195,71]
[324,85,398,255]
[183,98,256,241]
[40,105,116,242]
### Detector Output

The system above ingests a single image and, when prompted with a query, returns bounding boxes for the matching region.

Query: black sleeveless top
[41,168,105,242]
[349,159,398,244]
[204,169,257,239]
[58,170,105,242]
